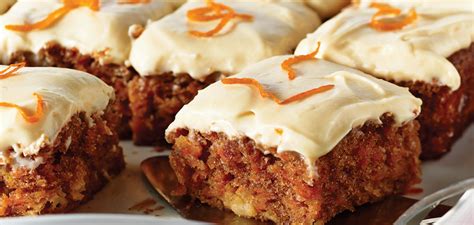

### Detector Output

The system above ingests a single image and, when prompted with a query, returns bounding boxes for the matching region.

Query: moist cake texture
[128,0,321,145]
[0,0,175,138]
[295,1,474,158]
[0,66,124,216]
[166,56,422,223]
[128,73,218,145]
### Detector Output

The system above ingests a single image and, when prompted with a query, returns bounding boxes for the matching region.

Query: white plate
[0,214,206,225]
[1,125,473,224]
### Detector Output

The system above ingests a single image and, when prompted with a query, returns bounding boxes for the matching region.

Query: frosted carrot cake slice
[166,53,422,224]
[0,0,175,138]
[0,64,124,216]
[296,0,474,159]
[128,0,320,145]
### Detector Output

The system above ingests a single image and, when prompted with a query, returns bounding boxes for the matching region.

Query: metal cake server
[141,156,450,225]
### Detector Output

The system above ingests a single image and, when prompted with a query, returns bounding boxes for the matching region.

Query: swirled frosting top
[0,0,175,64]
[166,55,421,170]
[295,0,474,90]
[130,0,320,80]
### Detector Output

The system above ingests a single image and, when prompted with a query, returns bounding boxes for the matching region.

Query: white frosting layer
[0,0,175,64]
[295,0,474,90]
[0,66,114,158]
[130,0,320,80]
[0,0,15,14]
[305,0,350,19]
[167,56,421,168]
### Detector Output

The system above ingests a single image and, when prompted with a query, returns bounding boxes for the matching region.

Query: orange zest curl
[222,78,281,103]
[0,62,26,80]
[187,0,253,37]
[0,93,44,123]
[282,42,321,80]
[279,85,334,105]
[369,2,417,31]
[117,0,150,4]
[370,2,399,11]
[221,78,334,105]
[63,0,100,11]
[5,0,100,32]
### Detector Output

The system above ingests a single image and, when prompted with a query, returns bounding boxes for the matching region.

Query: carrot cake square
[166,54,422,224]
[0,0,176,138]
[0,64,124,216]
[128,0,321,145]
[295,0,474,159]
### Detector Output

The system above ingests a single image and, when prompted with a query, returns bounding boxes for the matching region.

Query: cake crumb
[128,198,164,215]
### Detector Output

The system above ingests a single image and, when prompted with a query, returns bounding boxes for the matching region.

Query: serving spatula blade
[141,156,450,225]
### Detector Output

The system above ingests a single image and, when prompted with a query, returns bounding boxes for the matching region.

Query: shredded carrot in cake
[369,2,417,31]
[187,0,253,37]
[5,0,100,32]
[282,42,321,80]
[0,93,44,123]
[222,77,334,105]
[118,0,150,4]
[0,62,25,80]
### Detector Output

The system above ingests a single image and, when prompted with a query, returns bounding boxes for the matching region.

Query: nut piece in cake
[305,0,350,19]
[0,0,15,14]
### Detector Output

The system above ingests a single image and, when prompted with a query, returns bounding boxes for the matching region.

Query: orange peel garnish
[187,0,253,37]
[5,0,100,32]
[63,0,100,11]
[221,77,334,105]
[279,85,334,105]
[0,93,44,123]
[0,62,26,80]
[369,2,417,31]
[187,6,226,21]
[370,2,399,11]
[282,42,321,80]
[222,78,281,103]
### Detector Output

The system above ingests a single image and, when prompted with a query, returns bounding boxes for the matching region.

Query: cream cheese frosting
[166,55,421,171]
[0,0,175,65]
[129,0,320,80]
[0,66,114,159]
[305,0,350,19]
[295,0,474,90]
[0,0,15,14]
